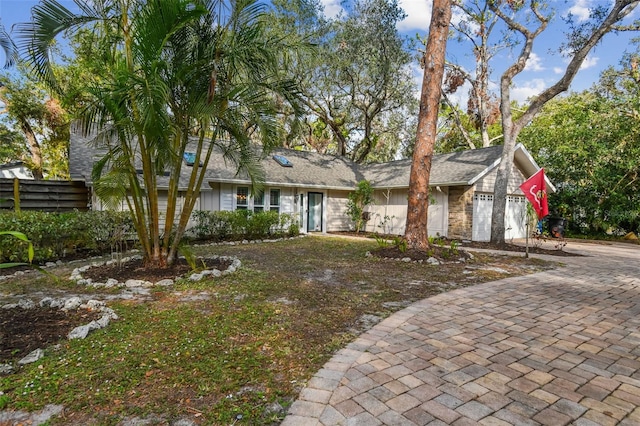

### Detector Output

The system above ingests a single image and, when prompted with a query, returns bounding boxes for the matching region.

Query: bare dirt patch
[0,307,103,363]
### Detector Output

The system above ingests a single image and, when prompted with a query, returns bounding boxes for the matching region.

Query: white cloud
[397,0,431,32]
[511,79,547,104]
[580,55,599,70]
[524,52,545,72]
[319,0,343,19]
[565,0,591,22]
[553,67,564,75]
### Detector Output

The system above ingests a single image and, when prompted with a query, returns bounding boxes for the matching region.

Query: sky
[321,0,639,103]
[1,0,638,104]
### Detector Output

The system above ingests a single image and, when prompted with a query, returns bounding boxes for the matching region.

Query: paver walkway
[282,240,640,425]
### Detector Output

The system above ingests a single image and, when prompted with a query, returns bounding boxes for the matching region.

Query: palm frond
[14,0,106,91]
[0,22,18,68]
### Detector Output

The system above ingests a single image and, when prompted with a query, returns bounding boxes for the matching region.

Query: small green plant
[374,234,389,248]
[376,214,396,235]
[0,392,9,410]
[449,240,459,255]
[345,180,375,233]
[392,236,407,253]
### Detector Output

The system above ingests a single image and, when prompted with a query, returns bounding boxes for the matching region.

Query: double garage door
[472,193,528,241]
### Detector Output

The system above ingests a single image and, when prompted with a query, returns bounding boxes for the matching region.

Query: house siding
[327,189,350,232]
[364,188,408,235]
[447,185,474,240]
[475,163,526,194]
[201,183,220,211]
[361,187,448,237]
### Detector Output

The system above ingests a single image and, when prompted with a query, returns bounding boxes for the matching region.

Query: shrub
[191,210,300,241]
[0,210,133,263]
[346,180,374,233]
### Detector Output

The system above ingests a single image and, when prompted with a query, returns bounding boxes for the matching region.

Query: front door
[307,192,323,232]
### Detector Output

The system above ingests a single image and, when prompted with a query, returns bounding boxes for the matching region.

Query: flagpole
[525,221,529,258]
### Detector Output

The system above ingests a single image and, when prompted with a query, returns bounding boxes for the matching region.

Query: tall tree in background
[441,0,508,151]
[487,0,639,245]
[0,73,70,179]
[269,0,417,162]
[404,0,451,250]
[520,52,640,235]
[17,0,300,267]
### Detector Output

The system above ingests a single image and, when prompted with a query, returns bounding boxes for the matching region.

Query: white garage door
[472,193,493,241]
[427,190,448,237]
[472,193,528,242]
[505,195,527,240]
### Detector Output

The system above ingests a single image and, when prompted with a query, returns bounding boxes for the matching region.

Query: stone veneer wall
[447,185,474,240]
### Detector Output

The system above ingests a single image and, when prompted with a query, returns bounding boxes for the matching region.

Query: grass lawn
[0,235,555,425]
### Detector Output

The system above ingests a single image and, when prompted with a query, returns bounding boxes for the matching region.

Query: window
[236,187,248,210]
[235,186,279,212]
[269,189,280,213]
[254,191,265,213]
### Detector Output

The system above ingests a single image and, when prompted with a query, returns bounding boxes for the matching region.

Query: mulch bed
[1,308,103,364]
[329,231,580,258]
[1,257,233,366]
[80,257,233,283]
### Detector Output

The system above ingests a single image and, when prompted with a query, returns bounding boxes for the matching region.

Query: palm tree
[15,0,300,266]
[0,21,17,69]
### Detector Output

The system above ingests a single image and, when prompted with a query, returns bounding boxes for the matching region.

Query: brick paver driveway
[282,241,640,425]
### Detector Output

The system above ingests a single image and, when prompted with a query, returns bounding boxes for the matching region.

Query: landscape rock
[189,273,204,282]
[68,320,102,339]
[18,299,36,309]
[427,257,440,265]
[0,364,14,374]
[106,278,120,287]
[18,348,45,365]
[155,279,174,286]
[63,297,83,311]
[125,279,150,288]
[0,404,64,425]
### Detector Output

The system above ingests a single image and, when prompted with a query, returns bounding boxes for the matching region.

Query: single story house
[69,133,553,242]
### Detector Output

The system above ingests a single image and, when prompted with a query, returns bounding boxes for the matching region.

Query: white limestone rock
[63,297,83,311]
[18,348,45,365]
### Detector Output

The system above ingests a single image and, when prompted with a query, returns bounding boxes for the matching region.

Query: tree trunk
[20,120,44,180]
[488,0,638,245]
[404,0,451,251]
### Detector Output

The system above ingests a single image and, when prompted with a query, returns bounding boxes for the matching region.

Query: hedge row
[0,209,301,264]
[190,210,299,241]
[0,211,133,264]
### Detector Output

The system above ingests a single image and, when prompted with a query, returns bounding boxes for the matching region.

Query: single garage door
[472,193,528,241]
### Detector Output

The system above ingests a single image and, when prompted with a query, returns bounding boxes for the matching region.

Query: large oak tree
[489,0,639,244]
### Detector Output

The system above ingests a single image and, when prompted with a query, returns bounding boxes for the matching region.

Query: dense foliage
[16,0,301,266]
[268,0,417,162]
[345,180,375,232]
[190,210,299,241]
[520,90,640,235]
[0,210,133,263]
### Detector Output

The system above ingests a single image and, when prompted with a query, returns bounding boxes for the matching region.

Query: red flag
[520,168,549,220]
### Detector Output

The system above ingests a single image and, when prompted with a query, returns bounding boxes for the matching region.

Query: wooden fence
[0,178,90,212]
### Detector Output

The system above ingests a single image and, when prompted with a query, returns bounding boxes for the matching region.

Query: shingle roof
[69,132,520,190]
[362,145,503,188]
[206,147,364,190]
